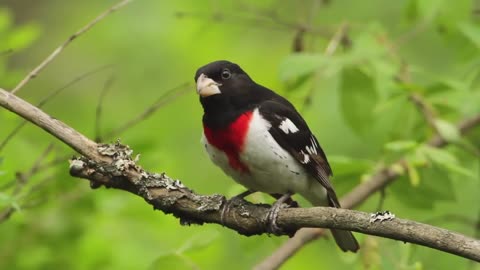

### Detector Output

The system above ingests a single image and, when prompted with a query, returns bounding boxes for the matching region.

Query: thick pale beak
[196,73,221,97]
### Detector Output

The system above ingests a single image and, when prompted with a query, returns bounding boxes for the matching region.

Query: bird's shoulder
[257,98,332,177]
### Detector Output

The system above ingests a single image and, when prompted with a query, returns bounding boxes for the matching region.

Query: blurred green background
[1,0,480,269]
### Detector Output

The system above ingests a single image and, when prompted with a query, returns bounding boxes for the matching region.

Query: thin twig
[0,174,55,223]
[301,22,348,110]
[396,20,430,47]
[0,121,28,154]
[1,143,55,193]
[12,152,73,189]
[0,64,112,152]
[0,144,54,223]
[291,0,323,52]
[14,143,55,192]
[324,22,348,55]
[95,75,116,142]
[0,208,15,223]
[103,82,191,139]
[10,0,132,94]
[409,92,439,134]
[176,10,332,38]
[35,155,68,172]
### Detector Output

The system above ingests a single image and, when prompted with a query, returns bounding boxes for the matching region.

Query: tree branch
[68,144,480,262]
[1,88,480,263]
[0,88,103,161]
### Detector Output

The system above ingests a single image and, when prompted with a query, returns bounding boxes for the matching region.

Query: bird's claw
[265,201,288,235]
[220,190,254,226]
[265,192,293,235]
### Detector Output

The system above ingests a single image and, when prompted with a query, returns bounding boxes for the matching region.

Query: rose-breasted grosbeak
[195,60,359,252]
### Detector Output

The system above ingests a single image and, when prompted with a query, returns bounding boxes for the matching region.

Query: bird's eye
[221,69,232,80]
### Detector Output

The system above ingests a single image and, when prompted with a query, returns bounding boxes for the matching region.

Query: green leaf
[404,0,419,22]
[0,192,9,203]
[420,145,456,164]
[0,192,19,209]
[391,165,456,208]
[384,140,418,152]
[0,8,12,32]
[423,81,452,95]
[339,67,378,135]
[420,146,475,178]
[458,22,480,49]
[420,166,456,201]
[405,161,420,187]
[414,261,424,270]
[390,163,407,175]
[373,92,407,113]
[10,201,21,212]
[176,230,219,254]
[439,162,477,178]
[433,119,460,142]
[149,254,194,270]
[328,156,373,176]
[278,53,326,82]
[8,24,41,50]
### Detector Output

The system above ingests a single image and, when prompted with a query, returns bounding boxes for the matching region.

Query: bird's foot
[270,193,300,208]
[265,192,293,235]
[221,190,255,226]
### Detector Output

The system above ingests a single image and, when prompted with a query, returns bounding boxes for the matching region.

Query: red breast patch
[203,111,253,173]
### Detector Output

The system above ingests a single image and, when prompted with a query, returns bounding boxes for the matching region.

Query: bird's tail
[305,190,360,252]
[330,228,359,252]
[326,194,359,252]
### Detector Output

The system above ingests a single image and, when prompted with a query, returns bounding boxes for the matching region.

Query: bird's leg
[266,192,293,235]
[221,190,255,226]
[270,193,300,208]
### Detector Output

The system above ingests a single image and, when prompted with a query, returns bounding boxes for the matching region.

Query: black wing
[258,99,341,208]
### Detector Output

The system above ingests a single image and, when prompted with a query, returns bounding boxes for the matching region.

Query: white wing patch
[278,118,299,134]
[306,145,316,155]
[305,137,318,155]
[310,137,318,148]
[300,150,310,164]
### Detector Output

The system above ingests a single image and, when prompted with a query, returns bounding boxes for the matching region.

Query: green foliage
[0,8,41,88]
[433,119,461,143]
[384,140,418,152]
[0,0,479,269]
[149,230,219,270]
[339,67,378,136]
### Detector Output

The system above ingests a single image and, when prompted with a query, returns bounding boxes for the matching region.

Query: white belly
[202,109,327,205]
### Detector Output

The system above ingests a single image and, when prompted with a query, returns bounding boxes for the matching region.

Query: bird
[194,60,359,252]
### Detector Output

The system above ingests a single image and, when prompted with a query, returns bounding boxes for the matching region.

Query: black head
[195,60,278,127]
[194,60,253,99]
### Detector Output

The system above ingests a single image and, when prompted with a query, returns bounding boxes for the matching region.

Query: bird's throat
[203,111,253,173]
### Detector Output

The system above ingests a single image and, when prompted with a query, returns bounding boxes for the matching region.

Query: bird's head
[194,60,253,99]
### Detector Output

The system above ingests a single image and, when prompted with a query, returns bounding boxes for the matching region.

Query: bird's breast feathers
[202,108,317,195]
